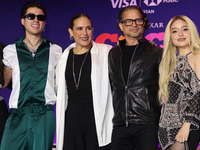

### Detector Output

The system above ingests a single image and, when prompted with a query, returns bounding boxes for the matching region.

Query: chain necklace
[72,49,89,90]
[23,39,43,57]
[29,39,40,47]
[28,40,42,53]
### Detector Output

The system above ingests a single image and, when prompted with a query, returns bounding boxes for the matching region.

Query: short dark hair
[117,5,150,35]
[21,1,47,18]
[69,13,92,30]
[21,1,46,30]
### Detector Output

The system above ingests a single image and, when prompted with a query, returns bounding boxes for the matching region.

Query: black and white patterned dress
[158,53,200,150]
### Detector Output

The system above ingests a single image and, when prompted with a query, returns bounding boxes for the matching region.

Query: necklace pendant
[72,49,90,91]
[32,52,35,57]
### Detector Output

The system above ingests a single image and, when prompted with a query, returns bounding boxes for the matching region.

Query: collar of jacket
[61,41,98,57]
[118,37,148,47]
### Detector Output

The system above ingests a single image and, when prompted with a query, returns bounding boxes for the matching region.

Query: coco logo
[95,32,164,48]
[143,0,162,6]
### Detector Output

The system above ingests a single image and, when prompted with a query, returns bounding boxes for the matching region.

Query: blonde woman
[158,15,200,150]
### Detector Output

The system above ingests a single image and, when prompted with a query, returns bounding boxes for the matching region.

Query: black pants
[63,102,111,150]
[0,100,9,146]
[111,124,158,150]
[187,129,200,150]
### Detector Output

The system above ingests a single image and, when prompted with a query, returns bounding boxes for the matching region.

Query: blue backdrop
[0,0,200,144]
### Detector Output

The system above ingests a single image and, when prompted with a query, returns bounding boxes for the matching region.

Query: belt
[10,105,54,114]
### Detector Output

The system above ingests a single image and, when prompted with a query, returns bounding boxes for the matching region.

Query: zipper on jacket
[125,86,128,127]
[119,56,129,126]
[119,42,139,127]
[31,55,35,100]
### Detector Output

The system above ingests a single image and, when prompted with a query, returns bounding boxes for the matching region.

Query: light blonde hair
[158,15,200,104]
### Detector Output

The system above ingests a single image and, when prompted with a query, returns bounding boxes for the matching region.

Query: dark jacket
[108,38,163,127]
[0,42,5,87]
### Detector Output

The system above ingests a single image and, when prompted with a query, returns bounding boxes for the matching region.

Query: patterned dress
[158,53,200,150]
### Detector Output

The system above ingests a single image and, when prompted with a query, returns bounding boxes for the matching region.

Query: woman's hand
[175,123,191,143]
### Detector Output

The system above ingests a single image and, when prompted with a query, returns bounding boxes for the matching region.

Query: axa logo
[143,0,162,6]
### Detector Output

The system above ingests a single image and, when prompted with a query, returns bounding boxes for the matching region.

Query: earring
[92,35,94,40]
[43,27,45,32]
[70,36,74,40]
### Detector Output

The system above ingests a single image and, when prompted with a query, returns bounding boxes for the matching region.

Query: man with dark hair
[0,1,62,150]
[108,5,163,150]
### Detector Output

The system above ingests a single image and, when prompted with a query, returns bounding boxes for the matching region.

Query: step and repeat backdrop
[0,0,200,143]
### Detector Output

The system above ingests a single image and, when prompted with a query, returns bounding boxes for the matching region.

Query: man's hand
[149,40,157,46]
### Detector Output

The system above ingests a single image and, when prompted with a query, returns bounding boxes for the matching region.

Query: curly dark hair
[117,5,150,36]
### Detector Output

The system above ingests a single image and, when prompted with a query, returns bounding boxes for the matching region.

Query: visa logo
[110,0,137,8]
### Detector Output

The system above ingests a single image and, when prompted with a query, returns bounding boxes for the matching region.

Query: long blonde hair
[158,15,200,104]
